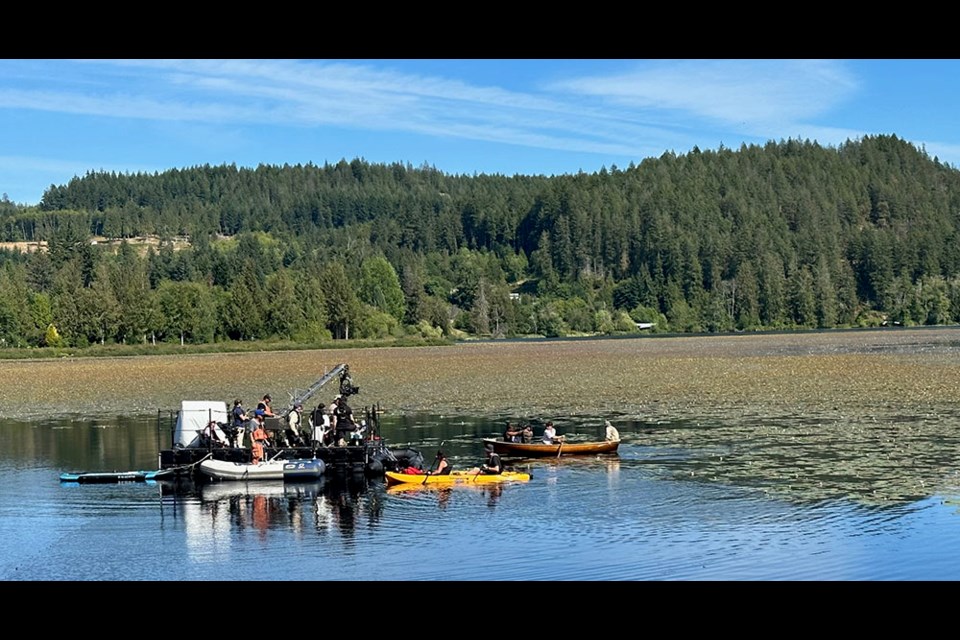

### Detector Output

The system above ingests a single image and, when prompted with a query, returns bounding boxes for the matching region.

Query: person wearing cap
[479,446,503,475]
[244,407,260,445]
[604,420,621,442]
[257,394,275,417]
[231,399,248,447]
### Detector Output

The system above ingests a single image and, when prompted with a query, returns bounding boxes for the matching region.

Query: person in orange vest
[251,410,270,464]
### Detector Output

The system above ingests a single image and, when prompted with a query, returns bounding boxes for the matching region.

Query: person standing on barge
[257,394,275,417]
[332,395,355,446]
[286,402,304,446]
[232,399,248,447]
[251,411,270,464]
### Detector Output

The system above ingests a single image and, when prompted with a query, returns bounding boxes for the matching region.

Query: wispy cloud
[551,59,860,131]
[1,59,748,157]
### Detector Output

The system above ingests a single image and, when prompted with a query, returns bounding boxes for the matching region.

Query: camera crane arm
[278,363,347,419]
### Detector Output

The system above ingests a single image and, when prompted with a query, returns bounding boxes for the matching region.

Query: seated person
[478,447,502,475]
[427,451,451,475]
[542,421,564,444]
[605,420,621,442]
[348,421,366,445]
[520,424,534,443]
[504,423,522,442]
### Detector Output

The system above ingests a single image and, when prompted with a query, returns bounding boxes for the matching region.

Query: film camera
[339,365,360,397]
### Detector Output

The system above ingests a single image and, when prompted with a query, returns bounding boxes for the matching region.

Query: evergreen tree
[263,270,303,339]
[319,260,360,340]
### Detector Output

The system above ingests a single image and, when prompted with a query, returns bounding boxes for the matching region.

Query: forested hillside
[1,134,958,350]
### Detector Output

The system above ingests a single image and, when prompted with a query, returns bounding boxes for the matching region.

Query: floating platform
[153,364,424,480]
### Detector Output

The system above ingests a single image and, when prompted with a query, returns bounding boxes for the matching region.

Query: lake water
[4,408,960,581]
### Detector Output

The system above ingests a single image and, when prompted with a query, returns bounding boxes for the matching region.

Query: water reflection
[158,475,386,558]
[385,481,507,509]
[6,403,960,514]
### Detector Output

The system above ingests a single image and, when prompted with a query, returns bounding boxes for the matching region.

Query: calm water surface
[3,410,960,581]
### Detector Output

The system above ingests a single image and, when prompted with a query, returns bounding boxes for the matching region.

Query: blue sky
[1,59,958,206]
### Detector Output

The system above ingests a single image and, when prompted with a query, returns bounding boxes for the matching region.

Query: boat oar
[556,439,564,459]
[422,441,446,485]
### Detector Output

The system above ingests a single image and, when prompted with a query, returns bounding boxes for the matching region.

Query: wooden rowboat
[384,470,530,486]
[482,438,619,457]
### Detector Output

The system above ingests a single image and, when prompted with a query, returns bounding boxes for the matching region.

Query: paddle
[556,439,564,458]
[422,441,446,485]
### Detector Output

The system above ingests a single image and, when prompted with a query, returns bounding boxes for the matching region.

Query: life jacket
[287,410,301,432]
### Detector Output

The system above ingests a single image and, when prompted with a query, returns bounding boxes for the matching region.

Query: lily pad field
[4,327,960,504]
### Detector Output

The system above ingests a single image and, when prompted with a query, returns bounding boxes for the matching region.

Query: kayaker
[427,451,451,475]
[479,446,503,475]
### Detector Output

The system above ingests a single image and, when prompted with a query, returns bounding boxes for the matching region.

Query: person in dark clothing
[427,451,451,475]
[231,399,248,447]
[480,446,503,475]
[332,396,354,445]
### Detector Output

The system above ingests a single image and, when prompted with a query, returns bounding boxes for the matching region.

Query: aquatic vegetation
[4,327,960,505]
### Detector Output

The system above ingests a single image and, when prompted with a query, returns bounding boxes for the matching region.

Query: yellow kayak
[384,470,530,486]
